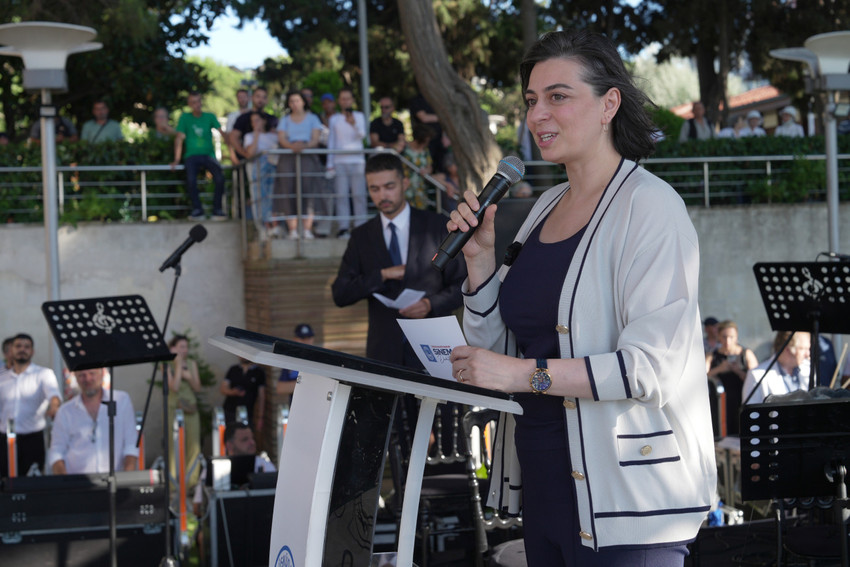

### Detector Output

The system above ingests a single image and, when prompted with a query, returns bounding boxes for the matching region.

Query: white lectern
[210,327,522,567]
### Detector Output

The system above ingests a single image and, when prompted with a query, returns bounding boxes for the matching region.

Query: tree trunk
[397,0,503,194]
[521,0,537,53]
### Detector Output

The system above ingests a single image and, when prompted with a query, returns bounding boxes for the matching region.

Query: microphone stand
[137,262,182,567]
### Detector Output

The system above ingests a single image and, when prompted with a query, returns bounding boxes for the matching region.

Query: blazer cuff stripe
[617,430,674,439]
[616,351,631,398]
[585,357,599,401]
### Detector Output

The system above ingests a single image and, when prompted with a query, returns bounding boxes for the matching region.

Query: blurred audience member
[370,96,406,152]
[402,123,434,209]
[743,331,810,404]
[243,111,280,236]
[706,320,758,435]
[327,87,368,237]
[28,115,78,144]
[717,115,746,139]
[774,106,805,138]
[741,110,766,137]
[151,107,176,140]
[703,316,720,353]
[678,100,714,142]
[276,91,322,240]
[81,100,123,143]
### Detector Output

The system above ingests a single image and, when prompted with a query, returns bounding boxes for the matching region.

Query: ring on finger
[458,369,466,382]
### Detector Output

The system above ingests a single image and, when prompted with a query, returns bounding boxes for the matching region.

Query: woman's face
[525,57,612,165]
[250,113,265,131]
[288,94,305,112]
[719,327,739,351]
[171,339,188,357]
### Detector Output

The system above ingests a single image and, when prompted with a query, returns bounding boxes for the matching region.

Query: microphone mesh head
[190,224,208,242]
[498,156,525,184]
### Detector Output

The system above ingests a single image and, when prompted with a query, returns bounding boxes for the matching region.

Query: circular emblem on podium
[274,546,295,567]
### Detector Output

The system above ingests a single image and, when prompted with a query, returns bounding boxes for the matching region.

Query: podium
[210,327,522,567]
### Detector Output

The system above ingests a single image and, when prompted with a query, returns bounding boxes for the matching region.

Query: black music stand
[741,398,850,566]
[752,262,850,389]
[42,295,174,567]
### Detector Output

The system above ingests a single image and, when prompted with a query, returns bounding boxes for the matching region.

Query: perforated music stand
[741,398,850,565]
[752,262,850,389]
[42,295,174,567]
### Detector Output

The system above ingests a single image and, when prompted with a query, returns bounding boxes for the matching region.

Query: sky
[182,11,287,69]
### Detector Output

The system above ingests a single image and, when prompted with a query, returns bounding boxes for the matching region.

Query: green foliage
[186,57,253,119]
[649,107,684,143]
[648,135,850,205]
[302,71,346,115]
[0,137,226,223]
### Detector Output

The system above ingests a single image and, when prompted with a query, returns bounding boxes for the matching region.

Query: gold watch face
[531,369,551,393]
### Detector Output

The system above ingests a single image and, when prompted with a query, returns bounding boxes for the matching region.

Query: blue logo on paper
[274,545,295,567]
[420,344,437,362]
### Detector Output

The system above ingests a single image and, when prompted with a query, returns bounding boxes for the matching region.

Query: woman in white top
[243,111,279,236]
[276,91,323,239]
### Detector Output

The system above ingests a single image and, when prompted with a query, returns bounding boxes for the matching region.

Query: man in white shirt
[743,331,811,405]
[0,333,61,476]
[48,367,138,474]
[327,87,368,237]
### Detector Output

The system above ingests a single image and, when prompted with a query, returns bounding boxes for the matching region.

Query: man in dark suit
[332,152,467,368]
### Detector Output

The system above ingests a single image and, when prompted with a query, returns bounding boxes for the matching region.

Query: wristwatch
[530,358,552,394]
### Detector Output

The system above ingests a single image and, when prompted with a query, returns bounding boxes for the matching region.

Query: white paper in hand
[373,289,426,310]
[396,316,467,380]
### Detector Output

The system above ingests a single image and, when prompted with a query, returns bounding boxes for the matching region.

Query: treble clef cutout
[92,302,117,334]
[801,267,824,299]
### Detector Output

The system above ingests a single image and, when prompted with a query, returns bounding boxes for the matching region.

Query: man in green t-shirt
[171,92,227,221]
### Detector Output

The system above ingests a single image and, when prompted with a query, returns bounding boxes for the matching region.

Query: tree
[0,0,227,138]
[397,0,503,193]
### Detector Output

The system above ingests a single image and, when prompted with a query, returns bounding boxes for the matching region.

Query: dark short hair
[12,333,33,347]
[365,152,405,178]
[520,29,657,161]
[248,110,270,132]
[236,88,248,95]
[412,123,434,144]
[224,421,252,444]
[2,337,14,351]
[254,86,268,94]
[188,91,202,98]
[168,334,188,348]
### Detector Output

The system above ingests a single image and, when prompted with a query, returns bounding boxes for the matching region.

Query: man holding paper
[331,153,467,368]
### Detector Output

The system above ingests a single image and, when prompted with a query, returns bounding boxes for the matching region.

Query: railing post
[140,170,147,221]
[703,161,710,208]
[295,152,303,257]
[58,171,65,215]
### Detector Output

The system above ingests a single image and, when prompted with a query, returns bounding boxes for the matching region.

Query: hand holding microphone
[432,156,525,271]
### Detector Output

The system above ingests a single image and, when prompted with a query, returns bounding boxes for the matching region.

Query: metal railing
[2,152,847,227]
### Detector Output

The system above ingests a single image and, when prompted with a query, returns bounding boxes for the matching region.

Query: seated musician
[743,331,811,405]
[47,367,138,474]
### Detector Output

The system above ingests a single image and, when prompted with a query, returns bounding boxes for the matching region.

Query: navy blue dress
[499,216,688,566]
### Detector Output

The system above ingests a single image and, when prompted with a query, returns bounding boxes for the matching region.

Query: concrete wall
[1,202,847,463]
[0,221,245,464]
[692,202,850,360]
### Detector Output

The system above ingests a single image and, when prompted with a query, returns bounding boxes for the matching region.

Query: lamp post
[0,22,102,378]
[771,31,850,256]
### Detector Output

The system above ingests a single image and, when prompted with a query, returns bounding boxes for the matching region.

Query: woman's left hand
[450,345,528,392]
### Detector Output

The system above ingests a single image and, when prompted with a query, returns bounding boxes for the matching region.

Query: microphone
[823,251,850,261]
[159,224,208,272]
[432,156,525,271]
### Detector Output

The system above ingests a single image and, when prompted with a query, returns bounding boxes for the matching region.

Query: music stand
[42,295,174,567]
[741,398,850,565]
[747,261,850,565]
[752,262,850,389]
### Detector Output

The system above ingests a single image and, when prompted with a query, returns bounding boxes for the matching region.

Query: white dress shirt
[326,111,366,168]
[380,202,410,265]
[47,388,138,474]
[0,363,60,434]
[743,360,809,405]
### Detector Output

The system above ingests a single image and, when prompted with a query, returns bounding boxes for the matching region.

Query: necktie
[388,222,402,266]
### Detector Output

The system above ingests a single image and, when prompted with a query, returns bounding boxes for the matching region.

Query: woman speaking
[449,30,716,566]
